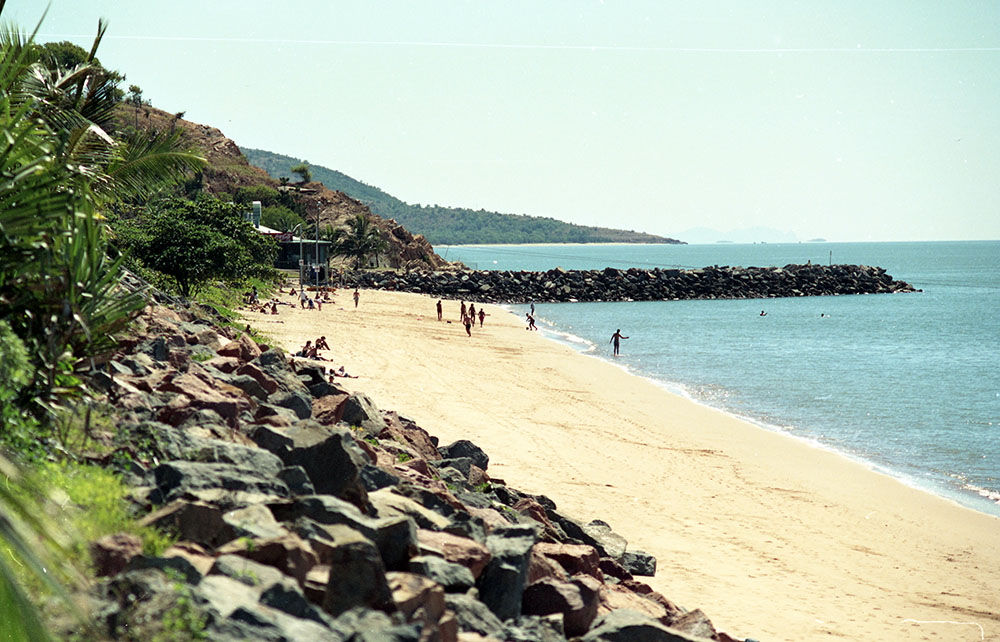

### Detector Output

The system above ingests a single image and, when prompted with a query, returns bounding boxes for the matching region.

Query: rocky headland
[338,263,917,304]
[75,300,752,642]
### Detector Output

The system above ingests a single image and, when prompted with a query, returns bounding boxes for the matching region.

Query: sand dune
[246,288,1000,642]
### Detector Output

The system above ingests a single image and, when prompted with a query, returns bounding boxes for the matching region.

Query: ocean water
[437,241,1000,517]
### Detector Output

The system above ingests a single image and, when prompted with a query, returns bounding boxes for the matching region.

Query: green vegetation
[290,161,312,184]
[111,196,278,297]
[242,147,682,245]
[0,12,272,640]
[330,213,390,269]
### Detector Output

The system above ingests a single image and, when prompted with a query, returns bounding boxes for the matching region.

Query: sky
[7,1,1000,242]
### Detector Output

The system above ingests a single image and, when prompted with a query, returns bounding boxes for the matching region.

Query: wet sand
[245,288,1000,642]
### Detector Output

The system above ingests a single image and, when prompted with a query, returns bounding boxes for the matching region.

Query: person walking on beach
[526,313,537,331]
[353,289,360,308]
[460,301,466,322]
[468,303,476,325]
[610,329,629,356]
[478,308,485,327]
[464,314,472,337]
[436,300,443,321]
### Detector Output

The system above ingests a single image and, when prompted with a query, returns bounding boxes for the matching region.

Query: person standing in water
[610,329,629,356]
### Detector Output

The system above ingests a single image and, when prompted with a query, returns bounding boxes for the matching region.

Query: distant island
[241,147,684,246]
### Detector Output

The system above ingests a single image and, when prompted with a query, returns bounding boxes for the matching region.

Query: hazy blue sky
[8,1,999,241]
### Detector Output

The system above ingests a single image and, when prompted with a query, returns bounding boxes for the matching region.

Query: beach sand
[247,288,1000,642]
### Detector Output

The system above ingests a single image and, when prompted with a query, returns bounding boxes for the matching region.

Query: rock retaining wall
[339,264,916,304]
[74,303,750,642]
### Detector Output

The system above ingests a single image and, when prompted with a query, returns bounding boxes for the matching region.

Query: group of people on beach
[443,300,486,337]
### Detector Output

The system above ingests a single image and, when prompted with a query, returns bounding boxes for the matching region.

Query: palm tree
[329,213,389,269]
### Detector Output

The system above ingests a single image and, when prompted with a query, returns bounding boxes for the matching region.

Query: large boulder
[439,439,488,471]
[321,533,394,617]
[251,422,369,506]
[476,524,538,620]
[149,461,290,507]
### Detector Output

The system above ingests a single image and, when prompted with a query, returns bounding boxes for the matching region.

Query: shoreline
[522,309,1000,520]
[247,288,1000,642]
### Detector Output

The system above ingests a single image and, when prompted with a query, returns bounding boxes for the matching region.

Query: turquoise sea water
[437,241,1000,517]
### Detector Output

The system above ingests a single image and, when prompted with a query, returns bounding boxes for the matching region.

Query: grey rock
[439,439,489,471]
[277,495,417,571]
[222,504,288,540]
[149,461,290,506]
[279,465,317,495]
[146,423,284,476]
[443,593,505,638]
[437,457,474,479]
[620,550,657,577]
[339,392,385,436]
[221,605,343,642]
[476,523,538,620]
[504,614,566,642]
[582,520,628,560]
[407,555,475,593]
[321,535,394,617]
[252,422,368,505]
[125,554,204,585]
[272,390,313,420]
[360,464,400,491]
[209,554,285,588]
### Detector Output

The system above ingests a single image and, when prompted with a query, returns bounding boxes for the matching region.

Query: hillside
[241,147,684,246]
[115,105,454,270]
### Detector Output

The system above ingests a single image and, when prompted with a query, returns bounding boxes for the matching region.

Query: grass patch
[32,461,175,563]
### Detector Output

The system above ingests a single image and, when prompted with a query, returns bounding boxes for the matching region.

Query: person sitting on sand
[271,301,278,315]
[329,366,357,380]
[297,340,312,357]
[526,313,537,331]
[610,329,628,356]
[478,308,485,327]
[316,336,330,350]
[307,298,315,310]
[289,287,296,297]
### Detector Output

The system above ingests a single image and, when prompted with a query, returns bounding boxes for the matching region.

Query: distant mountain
[680,226,799,245]
[241,147,683,246]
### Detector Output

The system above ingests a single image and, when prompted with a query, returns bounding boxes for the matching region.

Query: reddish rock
[90,533,143,577]
[533,542,602,581]
[236,362,280,394]
[379,412,441,461]
[468,465,488,488]
[465,506,509,530]
[521,576,598,637]
[217,333,262,363]
[527,547,568,584]
[597,583,673,625]
[621,579,684,620]
[162,541,215,578]
[388,571,455,642]
[416,530,492,580]
[138,499,234,549]
[670,608,717,639]
[216,532,318,586]
[312,392,350,425]
[402,457,434,479]
[205,356,240,373]
[156,371,255,427]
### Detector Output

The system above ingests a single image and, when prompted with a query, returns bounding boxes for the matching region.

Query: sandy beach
[246,288,1000,642]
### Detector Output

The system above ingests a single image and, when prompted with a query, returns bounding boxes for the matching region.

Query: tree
[330,213,389,269]
[261,205,304,232]
[127,83,143,127]
[291,162,311,184]
[115,197,277,297]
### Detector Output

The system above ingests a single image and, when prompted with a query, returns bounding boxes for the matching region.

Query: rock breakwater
[340,264,916,304]
[73,303,752,641]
